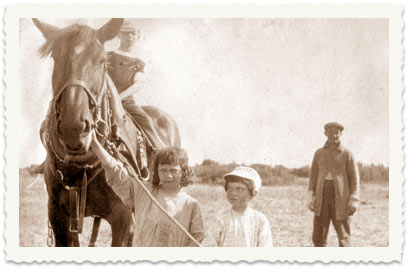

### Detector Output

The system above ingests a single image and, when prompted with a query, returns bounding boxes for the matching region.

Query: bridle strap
[53,61,107,111]
[56,79,99,108]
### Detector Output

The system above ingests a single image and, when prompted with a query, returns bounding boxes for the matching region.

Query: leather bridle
[46,61,116,247]
[52,62,111,145]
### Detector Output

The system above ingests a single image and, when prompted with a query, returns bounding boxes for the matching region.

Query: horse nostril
[71,145,83,151]
[84,120,91,134]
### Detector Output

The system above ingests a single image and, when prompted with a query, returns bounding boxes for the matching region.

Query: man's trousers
[312,181,351,247]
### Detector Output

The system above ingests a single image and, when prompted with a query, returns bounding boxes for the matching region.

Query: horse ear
[32,18,60,40]
[97,18,124,43]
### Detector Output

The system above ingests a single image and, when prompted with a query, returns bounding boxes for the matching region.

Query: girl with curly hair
[91,132,204,246]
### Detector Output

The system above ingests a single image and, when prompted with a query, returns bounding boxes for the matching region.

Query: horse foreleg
[108,205,132,247]
[48,198,70,247]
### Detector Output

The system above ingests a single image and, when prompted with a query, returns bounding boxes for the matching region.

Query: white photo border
[5,4,403,262]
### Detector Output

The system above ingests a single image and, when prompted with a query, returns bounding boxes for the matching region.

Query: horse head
[33,18,123,155]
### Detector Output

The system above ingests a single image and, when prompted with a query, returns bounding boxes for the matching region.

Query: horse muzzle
[57,119,93,154]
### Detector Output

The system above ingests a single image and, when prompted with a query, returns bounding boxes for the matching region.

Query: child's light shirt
[102,159,204,246]
[203,207,273,247]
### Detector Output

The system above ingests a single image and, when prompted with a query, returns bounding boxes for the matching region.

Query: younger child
[203,166,273,247]
[90,131,204,246]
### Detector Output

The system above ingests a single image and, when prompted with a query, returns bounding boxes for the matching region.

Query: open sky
[19,18,388,168]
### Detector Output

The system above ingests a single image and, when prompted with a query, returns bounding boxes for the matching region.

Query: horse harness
[46,61,148,247]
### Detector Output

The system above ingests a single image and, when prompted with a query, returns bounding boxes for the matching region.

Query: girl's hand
[89,129,113,166]
[90,129,101,151]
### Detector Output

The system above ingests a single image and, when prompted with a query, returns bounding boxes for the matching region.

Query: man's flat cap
[324,122,344,131]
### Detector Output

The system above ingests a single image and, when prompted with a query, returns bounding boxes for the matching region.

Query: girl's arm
[186,202,205,247]
[90,131,115,167]
[90,131,133,207]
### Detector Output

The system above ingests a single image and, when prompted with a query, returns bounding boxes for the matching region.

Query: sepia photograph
[4,3,403,263]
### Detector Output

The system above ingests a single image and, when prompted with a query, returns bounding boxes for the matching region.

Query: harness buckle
[94,118,109,138]
[55,169,63,181]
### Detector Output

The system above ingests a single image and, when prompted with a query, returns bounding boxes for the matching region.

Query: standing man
[307,122,360,247]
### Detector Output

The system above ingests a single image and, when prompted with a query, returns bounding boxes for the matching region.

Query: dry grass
[19,169,388,247]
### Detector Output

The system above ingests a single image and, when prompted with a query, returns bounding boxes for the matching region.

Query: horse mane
[38,24,97,58]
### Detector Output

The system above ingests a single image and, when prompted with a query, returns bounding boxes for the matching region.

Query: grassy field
[19,169,389,247]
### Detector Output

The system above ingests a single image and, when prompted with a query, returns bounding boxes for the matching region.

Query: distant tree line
[193,159,389,186]
[289,163,389,183]
[357,163,389,183]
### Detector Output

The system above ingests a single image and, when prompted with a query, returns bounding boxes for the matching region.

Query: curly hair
[151,147,193,187]
[224,176,257,197]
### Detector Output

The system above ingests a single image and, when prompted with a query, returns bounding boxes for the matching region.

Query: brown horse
[33,18,180,246]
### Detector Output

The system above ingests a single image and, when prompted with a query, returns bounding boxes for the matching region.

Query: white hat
[224,166,262,192]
